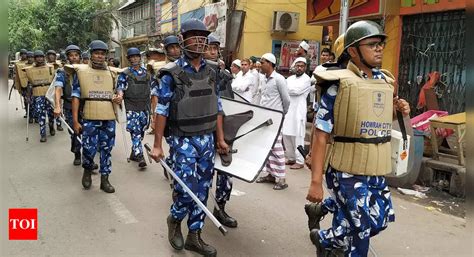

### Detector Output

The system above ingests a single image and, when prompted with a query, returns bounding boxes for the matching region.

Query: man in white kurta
[231,58,254,102]
[282,57,312,169]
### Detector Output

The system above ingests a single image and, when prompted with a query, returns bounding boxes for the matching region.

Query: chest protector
[122,68,151,111]
[73,64,116,120]
[24,64,54,96]
[58,68,74,109]
[314,62,395,176]
[14,61,30,89]
[159,61,218,137]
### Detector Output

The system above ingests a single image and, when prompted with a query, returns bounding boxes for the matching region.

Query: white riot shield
[215,97,284,182]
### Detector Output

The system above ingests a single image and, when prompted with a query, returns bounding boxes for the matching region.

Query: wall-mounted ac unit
[272,11,299,32]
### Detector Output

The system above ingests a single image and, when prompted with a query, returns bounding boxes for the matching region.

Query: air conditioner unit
[272,11,299,32]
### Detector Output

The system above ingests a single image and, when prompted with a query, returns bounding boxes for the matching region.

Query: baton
[144,143,228,236]
[59,115,82,144]
[226,119,273,144]
[26,99,30,142]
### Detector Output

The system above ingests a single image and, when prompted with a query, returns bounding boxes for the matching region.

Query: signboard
[307,0,382,25]
[277,40,320,71]
[180,2,227,47]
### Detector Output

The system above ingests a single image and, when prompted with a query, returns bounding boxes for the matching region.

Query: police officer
[150,19,229,257]
[71,40,117,193]
[25,51,36,123]
[46,49,63,131]
[163,35,181,62]
[53,44,83,165]
[13,49,29,117]
[204,35,233,99]
[23,50,55,142]
[115,47,151,168]
[201,35,238,228]
[81,52,90,64]
[308,21,410,257]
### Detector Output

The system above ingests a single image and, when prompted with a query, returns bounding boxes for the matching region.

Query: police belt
[170,114,217,126]
[333,136,391,144]
[32,83,49,88]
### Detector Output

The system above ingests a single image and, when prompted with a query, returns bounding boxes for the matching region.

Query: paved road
[3,81,470,257]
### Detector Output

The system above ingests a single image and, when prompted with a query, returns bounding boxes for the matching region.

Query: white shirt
[231,70,254,102]
[259,70,290,114]
[282,73,312,136]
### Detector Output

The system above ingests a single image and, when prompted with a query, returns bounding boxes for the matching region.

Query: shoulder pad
[380,69,395,84]
[158,62,181,78]
[314,69,357,84]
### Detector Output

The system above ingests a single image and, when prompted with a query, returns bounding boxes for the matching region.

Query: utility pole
[339,0,349,35]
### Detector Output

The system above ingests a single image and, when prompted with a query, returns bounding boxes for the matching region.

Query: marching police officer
[53,44,83,165]
[150,19,229,257]
[71,40,118,193]
[115,47,151,168]
[13,49,30,117]
[204,35,234,99]
[81,52,90,64]
[46,49,63,131]
[23,50,55,142]
[308,21,410,257]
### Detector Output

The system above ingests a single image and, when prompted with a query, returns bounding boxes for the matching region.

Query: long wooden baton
[144,143,228,236]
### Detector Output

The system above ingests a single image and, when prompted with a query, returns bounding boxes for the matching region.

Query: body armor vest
[70,64,116,120]
[159,61,218,137]
[24,64,54,96]
[122,68,151,112]
[14,60,30,89]
[314,62,395,176]
[58,68,73,109]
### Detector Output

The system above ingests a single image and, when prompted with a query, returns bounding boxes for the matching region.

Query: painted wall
[160,0,210,34]
[236,0,323,60]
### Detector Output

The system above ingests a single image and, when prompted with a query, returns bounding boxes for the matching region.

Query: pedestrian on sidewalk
[282,57,311,170]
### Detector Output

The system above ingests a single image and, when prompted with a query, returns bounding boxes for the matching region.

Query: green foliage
[9,0,119,53]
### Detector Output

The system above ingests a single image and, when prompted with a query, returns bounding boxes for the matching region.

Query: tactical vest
[159,61,218,137]
[58,68,73,109]
[122,68,151,111]
[24,64,55,96]
[14,61,30,89]
[314,62,395,176]
[72,64,116,120]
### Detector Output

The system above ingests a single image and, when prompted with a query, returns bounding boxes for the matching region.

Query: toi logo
[9,208,37,240]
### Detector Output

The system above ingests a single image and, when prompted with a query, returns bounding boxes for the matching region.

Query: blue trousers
[81,120,116,175]
[215,172,233,204]
[126,110,149,157]
[169,134,215,231]
[33,96,54,137]
[318,166,395,257]
[63,108,81,154]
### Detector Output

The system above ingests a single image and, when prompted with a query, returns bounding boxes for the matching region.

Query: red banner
[307,0,382,25]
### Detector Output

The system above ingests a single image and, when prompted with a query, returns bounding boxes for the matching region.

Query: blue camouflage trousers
[34,96,54,137]
[215,172,233,204]
[318,166,395,257]
[126,110,149,157]
[64,108,81,154]
[82,120,116,175]
[169,133,215,231]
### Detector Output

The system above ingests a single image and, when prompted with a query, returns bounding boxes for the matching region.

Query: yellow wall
[381,15,401,77]
[236,0,323,59]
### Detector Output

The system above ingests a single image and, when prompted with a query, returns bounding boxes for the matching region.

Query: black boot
[138,155,147,168]
[100,174,115,193]
[82,169,92,189]
[213,202,238,228]
[167,214,184,250]
[310,229,344,257]
[57,125,63,131]
[40,136,47,143]
[73,152,81,166]
[129,151,139,162]
[184,229,217,257]
[305,202,327,230]
[49,122,56,136]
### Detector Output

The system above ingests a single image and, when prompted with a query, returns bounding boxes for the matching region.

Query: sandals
[273,181,288,190]
[255,174,276,184]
